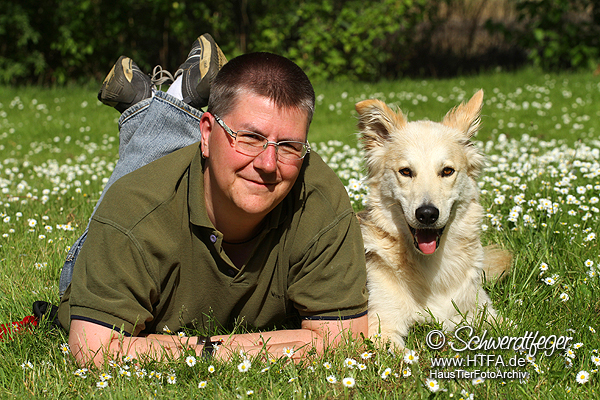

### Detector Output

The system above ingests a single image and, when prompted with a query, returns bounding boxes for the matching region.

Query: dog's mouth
[409,227,445,255]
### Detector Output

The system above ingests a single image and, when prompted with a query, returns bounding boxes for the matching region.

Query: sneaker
[174,33,227,109]
[98,56,166,113]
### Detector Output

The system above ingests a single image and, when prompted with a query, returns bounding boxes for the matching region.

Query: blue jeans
[59,91,204,296]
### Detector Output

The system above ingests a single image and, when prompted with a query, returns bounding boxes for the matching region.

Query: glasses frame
[212,114,311,163]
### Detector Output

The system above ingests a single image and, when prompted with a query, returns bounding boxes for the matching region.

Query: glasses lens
[233,130,308,163]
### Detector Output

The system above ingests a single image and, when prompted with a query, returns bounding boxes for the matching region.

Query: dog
[356,90,511,350]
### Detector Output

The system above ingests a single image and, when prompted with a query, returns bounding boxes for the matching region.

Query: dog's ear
[442,89,483,138]
[356,99,407,151]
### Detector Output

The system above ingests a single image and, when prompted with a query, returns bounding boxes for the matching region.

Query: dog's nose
[416,205,439,225]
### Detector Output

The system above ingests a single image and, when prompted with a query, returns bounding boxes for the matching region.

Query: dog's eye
[399,168,412,177]
[442,167,455,177]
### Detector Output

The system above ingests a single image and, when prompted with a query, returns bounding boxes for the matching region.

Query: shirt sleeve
[67,217,160,336]
[286,208,368,320]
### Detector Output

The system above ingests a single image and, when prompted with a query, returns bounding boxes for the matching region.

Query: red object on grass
[0,315,38,340]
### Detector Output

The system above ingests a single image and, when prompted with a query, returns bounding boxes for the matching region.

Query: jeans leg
[59,92,204,297]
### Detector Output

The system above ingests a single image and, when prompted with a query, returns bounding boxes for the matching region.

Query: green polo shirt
[58,142,367,336]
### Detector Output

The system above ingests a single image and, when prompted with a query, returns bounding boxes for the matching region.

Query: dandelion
[238,359,252,373]
[381,367,392,380]
[185,355,197,367]
[326,375,337,384]
[282,347,294,358]
[198,381,208,388]
[425,378,439,392]
[576,370,589,384]
[342,377,355,388]
[403,350,419,364]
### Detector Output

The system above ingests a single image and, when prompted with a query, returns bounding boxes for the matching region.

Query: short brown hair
[207,52,315,133]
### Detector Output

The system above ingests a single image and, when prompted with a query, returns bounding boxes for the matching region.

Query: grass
[0,67,599,398]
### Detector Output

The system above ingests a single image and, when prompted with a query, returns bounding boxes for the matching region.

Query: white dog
[356,90,510,349]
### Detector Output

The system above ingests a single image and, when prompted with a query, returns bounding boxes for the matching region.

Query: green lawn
[0,67,599,398]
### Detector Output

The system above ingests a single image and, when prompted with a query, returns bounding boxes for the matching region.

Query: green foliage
[495,0,600,71]
[250,0,444,81]
[0,0,449,84]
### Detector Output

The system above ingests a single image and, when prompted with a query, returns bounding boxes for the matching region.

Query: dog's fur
[356,90,511,349]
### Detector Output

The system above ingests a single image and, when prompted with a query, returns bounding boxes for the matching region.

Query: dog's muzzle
[410,205,444,254]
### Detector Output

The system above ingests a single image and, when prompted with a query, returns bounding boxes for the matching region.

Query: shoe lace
[151,65,175,88]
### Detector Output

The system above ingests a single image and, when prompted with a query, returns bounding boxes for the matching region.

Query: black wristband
[198,335,219,359]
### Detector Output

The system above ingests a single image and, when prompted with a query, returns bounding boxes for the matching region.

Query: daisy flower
[99,373,112,381]
[344,357,357,368]
[543,276,556,285]
[560,293,570,302]
[166,373,177,384]
[208,365,215,373]
[326,375,337,384]
[247,390,254,395]
[198,381,208,389]
[591,355,600,366]
[403,350,419,364]
[342,377,355,388]
[360,351,372,360]
[540,262,549,272]
[565,348,576,359]
[576,370,589,384]
[59,343,70,355]
[96,381,108,389]
[381,367,392,380]
[282,347,295,358]
[573,342,583,349]
[472,377,485,385]
[261,367,270,373]
[425,378,439,392]
[185,355,197,367]
[590,326,596,333]
[21,362,34,370]
[238,359,252,373]
[323,362,332,370]
[358,363,367,371]
[402,367,412,377]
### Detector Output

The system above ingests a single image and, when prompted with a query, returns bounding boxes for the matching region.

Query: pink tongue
[416,230,438,254]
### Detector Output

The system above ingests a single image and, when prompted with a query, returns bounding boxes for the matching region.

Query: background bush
[0,0,598,85]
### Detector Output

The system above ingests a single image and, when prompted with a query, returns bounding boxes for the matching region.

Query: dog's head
[356,90,485,255]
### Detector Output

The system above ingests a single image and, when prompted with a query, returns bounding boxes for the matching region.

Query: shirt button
[210,234,217,243]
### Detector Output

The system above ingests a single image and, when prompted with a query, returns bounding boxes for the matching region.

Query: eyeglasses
[213,114,310,164]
